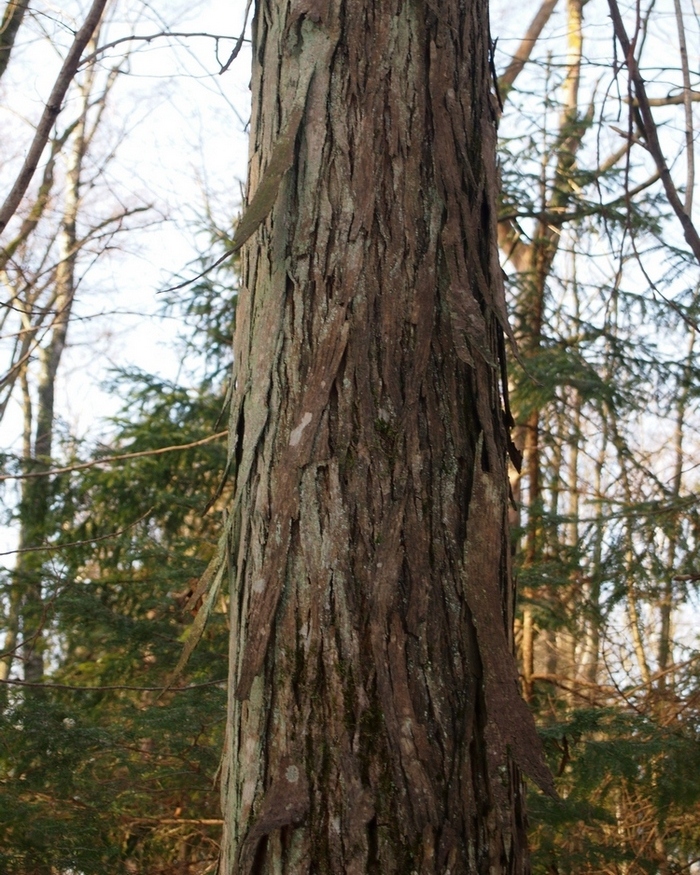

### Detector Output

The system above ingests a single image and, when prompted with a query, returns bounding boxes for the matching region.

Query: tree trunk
[12,69,87,685]
[221,2,553,873]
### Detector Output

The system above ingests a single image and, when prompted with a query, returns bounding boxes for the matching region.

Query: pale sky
[0,0,252,556]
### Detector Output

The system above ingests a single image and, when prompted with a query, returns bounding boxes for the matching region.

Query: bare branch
[79,29,245,68]
[643,91,700,107]
[607,0,700,263]
[0,0,109,237]
[499,0,559,97]
[598,135,640,174]
[0,122,79,272]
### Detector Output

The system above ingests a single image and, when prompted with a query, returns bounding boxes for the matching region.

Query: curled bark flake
[230,46,318,254]
[163,514,233,694]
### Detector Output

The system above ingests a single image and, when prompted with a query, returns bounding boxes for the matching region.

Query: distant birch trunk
[221,2,553,872]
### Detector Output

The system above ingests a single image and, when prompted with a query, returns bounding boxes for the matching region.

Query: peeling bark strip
[463,440,556,801]
[221,1,552,873]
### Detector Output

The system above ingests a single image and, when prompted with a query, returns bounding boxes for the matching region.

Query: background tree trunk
[3,64,89,689]
[221,2,552,872]
[0,1,29,82]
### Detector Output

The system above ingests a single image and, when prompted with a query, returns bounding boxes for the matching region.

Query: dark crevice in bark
[366,814,379,873]
[251,837,269,875]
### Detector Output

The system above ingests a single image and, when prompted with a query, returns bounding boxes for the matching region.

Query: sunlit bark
[221,1,553,871]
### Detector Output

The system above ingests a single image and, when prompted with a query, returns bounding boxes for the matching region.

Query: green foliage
[529,706,700,874]
[0,248,237,872]
[498,8,700,873]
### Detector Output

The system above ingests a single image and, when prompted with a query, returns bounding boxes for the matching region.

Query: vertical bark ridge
[221,1,550,872]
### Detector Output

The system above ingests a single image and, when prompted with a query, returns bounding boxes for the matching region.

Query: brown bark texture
[221,1,553,872]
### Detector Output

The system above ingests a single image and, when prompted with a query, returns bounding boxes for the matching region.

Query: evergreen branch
[499,172,661,224]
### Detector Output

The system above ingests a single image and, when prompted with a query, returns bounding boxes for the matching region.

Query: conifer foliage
[496,0,700,870]
[0,266,236,871]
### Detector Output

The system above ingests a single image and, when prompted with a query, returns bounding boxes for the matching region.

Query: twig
[0,507,155,556]
[160,251,236,295]
[79,30,247,67]
[0,675,226,692]
[130,817,224,826]
[0,430,228,481]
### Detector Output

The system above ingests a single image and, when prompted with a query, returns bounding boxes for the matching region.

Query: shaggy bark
[221,2,553,872]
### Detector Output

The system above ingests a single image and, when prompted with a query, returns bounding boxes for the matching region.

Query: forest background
[0,0,699,872]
